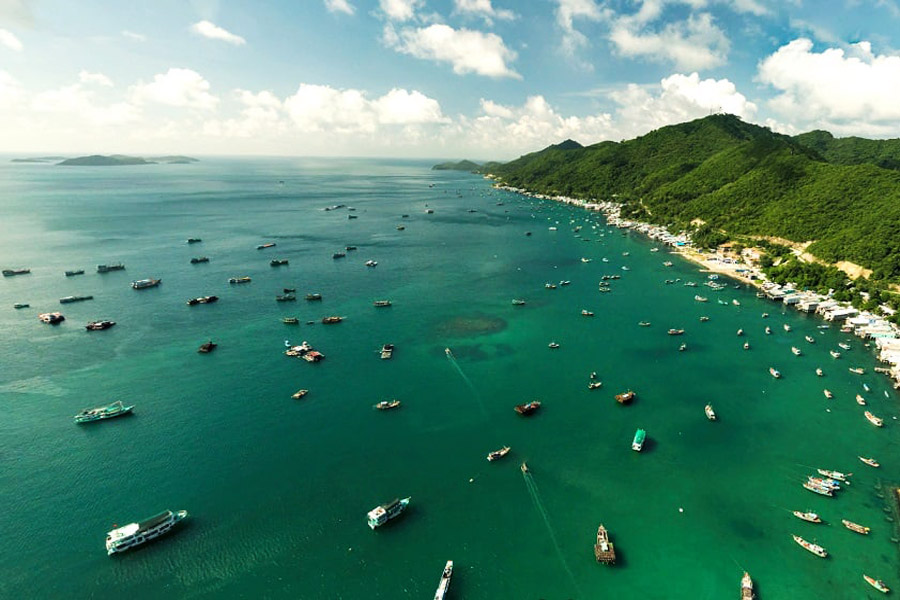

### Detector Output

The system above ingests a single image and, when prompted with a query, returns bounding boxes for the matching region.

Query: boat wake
[521,468,580,596]
[444,347,488,417]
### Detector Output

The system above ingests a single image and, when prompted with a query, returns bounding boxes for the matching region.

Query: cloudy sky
[2,0,900,158]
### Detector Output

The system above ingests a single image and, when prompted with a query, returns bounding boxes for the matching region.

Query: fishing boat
[816,368,823,377]
[839,342,851,350]
[848,367,864,374]
[581,309,594,316]
[864,575,890,593]
[631,428,646,452]
[305,293,323,301]
[593,525,616,564]
[38,312,65,324]
[856,394,866,405]
[765,326,772,335]
[97,263,125,273]
[13,303,29,309]
[275,293,296,302]
[86,320,116,331]
[741,572,754,599]
[2,268,30,276]
[805,335,815,343]
[705,404,716,421]
[823,389,833,399]
[374,300,392,307]
[769,367,781,379]
[380,343,394,360]
[105,509,188,555]
[131,278,161,289]
[667,328,684,335]
[615,390,635,404]
[291,389,309,399]
[282,317,299,325]
[487,446,511,461]
[374,399,401,410]
[186,295,218,306]
[190,257,209,264]
[638,321,651,326]
[792,346,802,356]
[842,519,870,534]
[792,534,827,557]
[802,481,833,496]
[511,299,526,306]
[864,411,884,427]
[228,276,251,284]
[74,400,134,423]
[548,342,560,349]
[515,401,541,416]
[793,511,822,523]
[198,341,217,353]
[367,497,410,529]
[65,269,85,276]
[784,323,792,332]
[817,469,851,481]
[830,350,841,359]
[257,242,276,249]
[859,456,880,468]
[322,316,342,324]
[270,259,289,266]
[433,560,453,600]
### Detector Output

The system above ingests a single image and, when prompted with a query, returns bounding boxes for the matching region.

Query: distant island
[55,154,199,166]
[11,156,67,163]
[432,159,482,171]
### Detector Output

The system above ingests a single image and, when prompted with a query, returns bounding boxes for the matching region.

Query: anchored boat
[631,428,646,452]
[487,446,511,462]
[792,534,827,557]
[75,400,133,423]
[106,509,188,555]
[433,560,453,600]
[593,524,616,564]
[367,497,410,529]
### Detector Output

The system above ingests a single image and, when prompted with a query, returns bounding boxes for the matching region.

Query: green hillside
[488,114,900,281]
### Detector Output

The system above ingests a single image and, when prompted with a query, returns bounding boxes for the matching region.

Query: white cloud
[454,0,515,23]
[0,70,22,107]
[32,83,137,126]
[480,98,514,118]
[553,0,608,57]
[79,71,113,87]
[379,0,423,21]
[0,1,33,27]
[190,20,246,46]
[386,23,520,79]
[0,28,23,52]
[122,30,147,42]
[130,68,219,110]
[204,90,287,138]
[759,38,900,130]
[610,12,729,70]
[324,0,355,14]
[728,0,768,15]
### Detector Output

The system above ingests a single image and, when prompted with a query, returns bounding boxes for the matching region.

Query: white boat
[792,534,827,557]
[823,389,833,399]
[367,497,410,529]
[732,299,740,306]
[105,509,188,555]
[792,346,802,356]
[805,335,815,343]
[765,326,772,335]
[736,328,743,336]
[838,342,851,350]
[856,394,867,405]
[864,411,884,427]
[695,295,708,302]
[433,560,453,600]
[815,368,823,376]
[769,367,781,379]
[705,404,716,421]
[783,323,791,332]
[830,350,841,359]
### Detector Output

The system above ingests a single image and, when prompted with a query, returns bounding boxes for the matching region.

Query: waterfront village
[492,181,900,391]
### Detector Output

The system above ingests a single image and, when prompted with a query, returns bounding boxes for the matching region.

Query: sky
[3,0,900,159]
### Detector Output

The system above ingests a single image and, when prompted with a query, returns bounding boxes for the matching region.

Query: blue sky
[2,0,900,158]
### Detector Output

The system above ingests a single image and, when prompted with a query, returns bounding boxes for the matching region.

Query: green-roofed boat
[632,428,646,452]
[74,400,134,423]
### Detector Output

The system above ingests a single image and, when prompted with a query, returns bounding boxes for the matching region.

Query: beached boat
[848,367,864,374]
[741,572,754,599]
[65,269,85,276]
[2,268,30,276]
[769,367,781,379]
[292,389,309,399]
[198,340,217,353]
[793,511,822,523]
[823,389,833,399]
[60,295,93,304]
[864,411,884,427]
[105,509,188,555]
[856,394,866,405]
[593,525,616,564]
[515,401,541,416]
[842,519,870,535]
[615,390,635,404]
[864,575,890,594]
[380,343,394,360]
[257,242,276,249]
[322,316,342,324]
[859,456,880,468]
[631,428,646,452]
[374,399,401,410]
[74,400,133,423]
[792,346,802,356]
[433,560,453,600]
[487,446,511,461]
[367,497,410,529]
[830,350,841,359]
[228,276,251,284]
[374,300,392,307]
[187,295,218,306]
[97,263,125,273]
[816,368,823,377]
[705,404,716,421]
[667,328,684,335]
[86,320,116,331]
[38,312,65,324]
[803,481,833,496]
[792,534,827,557]
[131,278,161,289]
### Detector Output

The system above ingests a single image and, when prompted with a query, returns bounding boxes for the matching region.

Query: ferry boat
[631,428,646,452]
[830,350,841,358]
[275,293,296,302]
[38,312,65,324]
[838,342,851,350]
[848,367,864,374]
[859,456,880,468]
[374,400,401,410]
[374,300,392,307]
[131,278,161,289]
[2,268,30,276]
[97,263,125,273]
[105,509,188,555]
[593,525,616,564]
[793,511,822,523]
[511,299,526,306]
[792,534,827,557]
[75,400,133,423]
[190,257,209,264]
[817,469,851,481]
[187,295,218,306]
[816,368,823,377]
[802,481,833,496]
[367,497,410,529]
[769,367,781,379]
[228,276,251,284]
[257,242,276,249]
[65,269,85,276]
[842,519,870,535]
[864,575,890,594]
[487,446,511,461]
[864,411,884,427]
[283,317,299,324]
[616,390,635,404]
[291,389,309,399]
[187,238,202,243]
[515,401,541,416]
[705,404,716,421]
[60,295,93,304]
[667,328,684,335]
[433,560,453,600]
[805,335,815,343]
[198,340,217,353]
[322,315,342,324]
[86,320,116,331]
[306,293,323,301]
[783,324,792,332]
[380,343,394,360]
[791,346,801,356]
[823,389,833,399]
[270,259,289,266]
[741,572,754,599]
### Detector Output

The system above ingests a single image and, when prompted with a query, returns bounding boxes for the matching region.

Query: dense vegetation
[488,114,900,281]
[432,159,481,171]
[57,155,198,166]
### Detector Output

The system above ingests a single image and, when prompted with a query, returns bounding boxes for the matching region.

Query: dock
[594,524,616,564]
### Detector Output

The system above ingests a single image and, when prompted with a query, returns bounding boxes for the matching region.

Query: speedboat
[859,456,880,468]
[705,404,716,421]
[487,446,511,461]
[805,335,815,343]
[548,342,560,349]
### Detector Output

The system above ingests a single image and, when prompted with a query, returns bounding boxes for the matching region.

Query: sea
[0,156,898,600]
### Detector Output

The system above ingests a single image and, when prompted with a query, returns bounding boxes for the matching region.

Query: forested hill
[487,114,900,281]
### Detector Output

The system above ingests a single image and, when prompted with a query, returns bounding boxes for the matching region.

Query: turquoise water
[0,157,898,599]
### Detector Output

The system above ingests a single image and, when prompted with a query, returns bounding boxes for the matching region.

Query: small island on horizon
[11,154,199,166]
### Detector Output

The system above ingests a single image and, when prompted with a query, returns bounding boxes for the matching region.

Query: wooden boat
[486,446,511,461]
[374,399,401,410]
[859,456,880,468]
[515,401,541,415]
[864,411,883,427]
[792,534,827,557]
[593,525,616,564]
[321,316,343,324]
[667,328,684,335]
[864,575,890,594]
[380,343,394,360]
[615,390,635,404]
[291,389,309,399]
[793,511,822,523]
[741,572,754,599]
[842,519,870,534]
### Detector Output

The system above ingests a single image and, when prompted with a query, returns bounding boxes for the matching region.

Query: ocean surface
[1,156,898,599]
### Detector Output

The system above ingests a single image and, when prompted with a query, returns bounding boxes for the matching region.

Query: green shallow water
[1,157,898,599]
